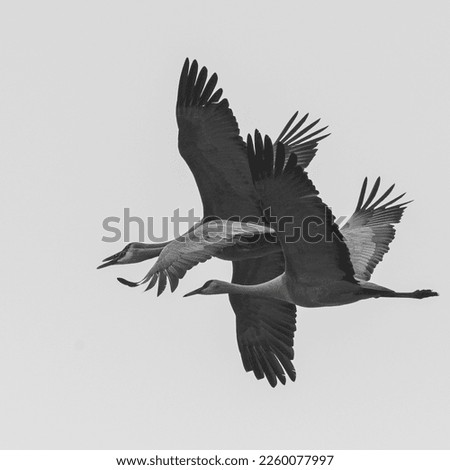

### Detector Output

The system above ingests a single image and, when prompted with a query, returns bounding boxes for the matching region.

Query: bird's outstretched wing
[117,220,273,295]
[275,111,330,169]
[177,59,330,219]
[248,131,356,284]
[340,177,411,281]
[230,253,297,388]
[177,59,259,219]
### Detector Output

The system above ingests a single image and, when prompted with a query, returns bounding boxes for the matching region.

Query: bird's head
[97,243,147,269]
[183,280,228,297]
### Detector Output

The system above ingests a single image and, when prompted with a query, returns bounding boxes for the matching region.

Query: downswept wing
[175,60,327,388]
[118,220,273,295]
[230,252,297,388]
[340,177,411,281]
[248,131,357,284]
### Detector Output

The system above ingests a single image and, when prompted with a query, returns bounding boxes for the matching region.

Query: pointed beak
[97,252,122,269]
[183,286,204,297]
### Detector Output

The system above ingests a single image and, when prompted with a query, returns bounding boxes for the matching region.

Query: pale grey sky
[1,0,449,449]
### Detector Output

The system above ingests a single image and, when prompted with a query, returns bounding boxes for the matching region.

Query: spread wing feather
[248,131,356,284]
[230,253,297,387]
[275,111,330,169]
[340,177,411,281]
[176,59,260,219]
[177,59,330,219]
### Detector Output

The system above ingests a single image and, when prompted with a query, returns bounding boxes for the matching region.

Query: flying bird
[184,133,437,314]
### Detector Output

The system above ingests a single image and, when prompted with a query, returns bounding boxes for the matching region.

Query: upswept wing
[177,59,330,219]
[275,111,330,169]
[340,177,411,281]
[177,59,259,219]
[248,131,356,284]
[230,253,297,388]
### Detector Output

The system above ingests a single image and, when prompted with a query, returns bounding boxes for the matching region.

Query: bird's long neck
[217,275,290,302]
[128,242,169,263]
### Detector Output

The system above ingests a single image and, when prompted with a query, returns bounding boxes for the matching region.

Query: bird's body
[284,276,361,307]
[192,275,437,307]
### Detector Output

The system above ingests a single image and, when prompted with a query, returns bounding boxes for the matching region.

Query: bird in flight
[184,133,437,308]
[99,59,437,387]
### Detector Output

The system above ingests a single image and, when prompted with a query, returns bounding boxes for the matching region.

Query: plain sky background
[1,0,449,450]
